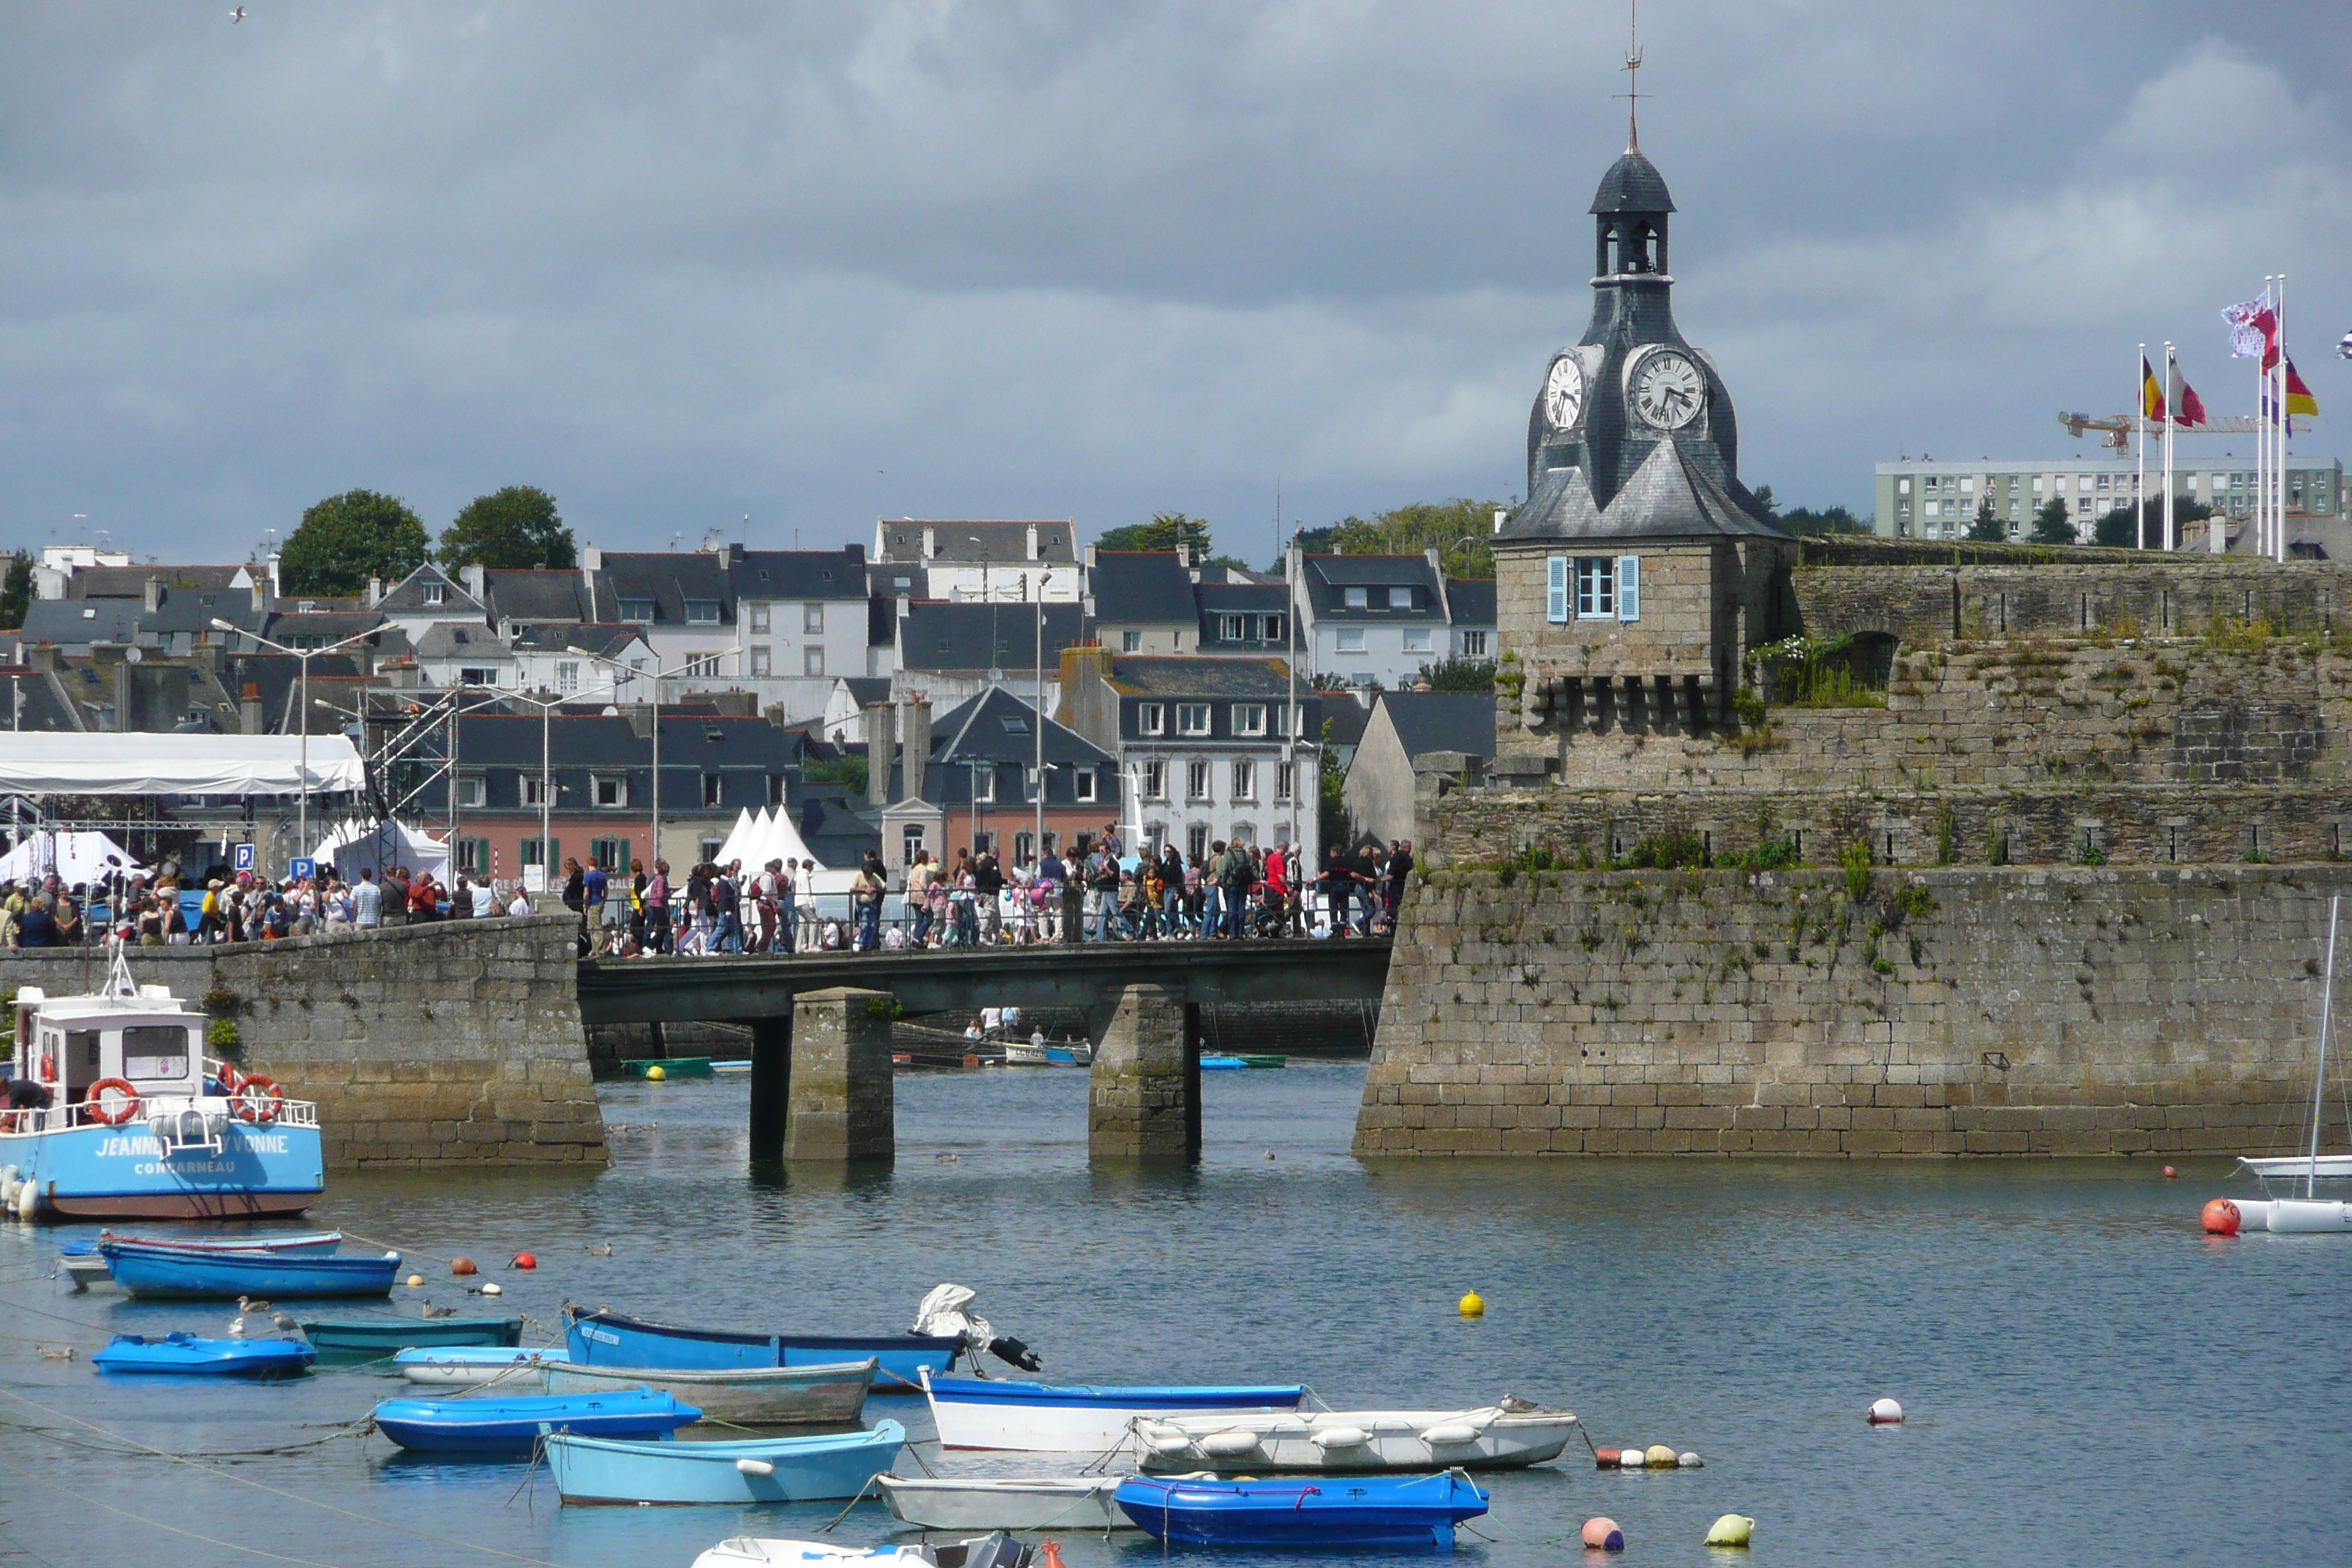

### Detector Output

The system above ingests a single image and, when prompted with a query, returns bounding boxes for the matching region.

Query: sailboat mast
[2310,894,2340,1199]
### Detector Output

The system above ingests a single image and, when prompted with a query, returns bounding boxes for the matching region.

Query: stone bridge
[576,939,1393,1165]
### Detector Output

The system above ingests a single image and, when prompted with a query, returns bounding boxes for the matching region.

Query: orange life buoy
[86,1077,141,1126]
[231,1074,283,1123]
[214,1065,244,1096]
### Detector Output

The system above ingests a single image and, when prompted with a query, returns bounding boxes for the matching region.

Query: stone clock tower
[1490,133,1794,778]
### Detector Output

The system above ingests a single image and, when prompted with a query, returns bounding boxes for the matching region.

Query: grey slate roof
[1376,690,1496,760]
[1104,655,1297,699]
[378,564,481,615]
[507,622,643,656]
[833,676,892,710]
[897,686,1113,810]
[1318,693,1371,750]
[600,551,734,625]
[1444,578,1496,625]
[1089,552,1196,624]
[483,569,599,625]
[1502,438,1787,543]
[411,622,513,660]
[875,520,1078,565]
[897,600,1088,674]
[1297,554,1446,622]
[869,562,927,599]
[1590,148,1675,214]
[729,549,867,600]
[64,565,251,599]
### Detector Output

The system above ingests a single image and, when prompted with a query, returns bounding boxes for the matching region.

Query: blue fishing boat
[0,949,326,1220]
[101,1239,402,1299]
[301,1316,524,1353]
[921,1371,1307,1452]
[372,1390,702,1455]
[1113,1471,1490,1548]
[543,1419,907,1504]
[93,1332,315,1379]
[564,1304,961,1390]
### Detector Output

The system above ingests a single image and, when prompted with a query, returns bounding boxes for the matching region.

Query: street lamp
[481,682,618,893]
[211,618,375,867]
[568,647,704,880]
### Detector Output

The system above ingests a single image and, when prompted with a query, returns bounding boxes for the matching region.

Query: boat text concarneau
[1,949,323,1219]
[919,1369,1305,1453]
[1134,1400,1580,1473]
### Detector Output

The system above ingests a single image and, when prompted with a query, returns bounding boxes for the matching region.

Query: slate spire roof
[1589,148,1674,215]
[1503,437,1785,543]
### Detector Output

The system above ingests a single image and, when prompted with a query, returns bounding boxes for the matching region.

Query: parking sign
[290,857,316,880]
[233,843,256,872]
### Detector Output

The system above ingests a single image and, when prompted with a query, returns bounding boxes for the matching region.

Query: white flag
[2222,298,2271,358]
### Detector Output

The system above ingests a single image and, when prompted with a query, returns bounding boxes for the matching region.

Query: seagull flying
[230,7,245,21]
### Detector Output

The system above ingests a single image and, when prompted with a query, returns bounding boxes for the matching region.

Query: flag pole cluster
[2217,282,2323,562]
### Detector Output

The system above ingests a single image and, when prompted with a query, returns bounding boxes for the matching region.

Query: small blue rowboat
[544,1418,907,1504]
[100,1240,402,1300]
[301,1317,524,1354]
[373,1390,702,1455]
[1114,1471,1490,1548]
[922,1371,1307,1452]
[1199,1055,1248,1070]
[93,1332,316,1379]
[564,1304,960,1390]
[75,1229,344,1256]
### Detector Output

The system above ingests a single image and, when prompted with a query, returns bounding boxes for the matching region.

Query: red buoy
[451,1256,478,1276]
[511,1251,538,1270]
[2202,1198,2241,1237]
[1593,1447,1621,1469]
[2163,1166,2177,1179]
[1581,1516,1625,1551]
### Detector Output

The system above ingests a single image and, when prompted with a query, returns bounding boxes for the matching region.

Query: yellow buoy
[1645,1444,1677,1467]
[1704,1514,1754,1548]
[1458,1290,1484,1317]
[405,1273,425,1289]
[646,1065,667,1082]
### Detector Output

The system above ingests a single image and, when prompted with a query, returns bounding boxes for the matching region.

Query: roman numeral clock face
[1542,356,1583,429]
[1632,350,1705,429]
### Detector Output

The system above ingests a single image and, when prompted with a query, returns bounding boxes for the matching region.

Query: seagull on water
[419,1298,459,1319]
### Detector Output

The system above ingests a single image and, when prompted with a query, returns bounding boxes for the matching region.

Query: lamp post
[486,682,618,893]
[211,619,375,868]
[568,647,701,879]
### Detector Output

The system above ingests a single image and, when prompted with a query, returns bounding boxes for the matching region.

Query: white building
[1874,455,2345,542]
[1286,546,1496,690]
[872,519,1082,603]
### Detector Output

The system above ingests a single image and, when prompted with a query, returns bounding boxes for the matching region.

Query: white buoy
[1867,1397,1904,1425]
[1678,1452,1704,1467]
[480,1281,503,1296]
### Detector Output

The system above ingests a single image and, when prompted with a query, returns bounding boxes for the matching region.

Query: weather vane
[1615,0,1644,152]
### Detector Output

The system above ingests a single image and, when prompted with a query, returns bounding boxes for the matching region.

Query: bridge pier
[1089,983,1196,1163]
[747,1011,792,1163]
[779,987,895,1164]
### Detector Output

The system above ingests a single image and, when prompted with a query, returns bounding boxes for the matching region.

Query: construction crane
[2058,411,2261,452]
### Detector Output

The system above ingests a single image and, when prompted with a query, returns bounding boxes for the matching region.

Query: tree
[1964,497,2008,543]
[2091,505,2138,549]
[1097,513,1212,560]
[280,490,430,596]
[1418,655,1497,692]
[2095,499,2208,548]
[2027,498,2078,546]
[1325,500,1504,577]
[1778,505,1868,537]
[437,486,575,572]
[0,551,29,630]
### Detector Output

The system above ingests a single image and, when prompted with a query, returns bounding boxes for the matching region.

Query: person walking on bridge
[852,851,886,951]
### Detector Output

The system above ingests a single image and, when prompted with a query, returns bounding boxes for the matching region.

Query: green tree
[1096,513,1212,560]
[0,551,29,630]
[280,490,430,596]
[2095,500,2208,548]
[1777,505,1868,537]
[437,486,575,571]
[1964,497,2008,543]
[1417,655,1497,692]
[2027,499,2078,546]
[1325,499,1503,577]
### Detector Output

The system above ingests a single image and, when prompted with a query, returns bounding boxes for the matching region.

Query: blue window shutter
[1546,557,1568,623]
[1617,555,1640,622]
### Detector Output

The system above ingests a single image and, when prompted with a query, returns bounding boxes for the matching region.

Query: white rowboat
[395,1346,572,1387]
[878,1476,1131,1531]
[1132,1403,1579,1473]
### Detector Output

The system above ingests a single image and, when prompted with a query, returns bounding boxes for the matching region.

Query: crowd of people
[0,861,532,949]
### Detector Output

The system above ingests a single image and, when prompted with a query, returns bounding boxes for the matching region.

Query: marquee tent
[0,829,145,887]
[714,807,856,894]
[306,817,451,882]
[0,734,366,796]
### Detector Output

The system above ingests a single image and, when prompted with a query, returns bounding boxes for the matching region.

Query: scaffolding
[355,685,463,879]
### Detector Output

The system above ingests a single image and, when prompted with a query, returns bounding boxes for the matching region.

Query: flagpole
[2163,342,2179,553]
[2256,279,2269,559]
[2136,342,2147,550]
[2277,273,2288,562]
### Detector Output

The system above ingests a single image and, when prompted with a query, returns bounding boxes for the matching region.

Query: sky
[1,1,2346,568]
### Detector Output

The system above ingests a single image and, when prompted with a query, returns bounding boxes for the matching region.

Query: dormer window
[423,584,445,606]
[1344,587,1368,609]
[1388,587,1413,609]
[620,598,655,622]
[685,600,721,625]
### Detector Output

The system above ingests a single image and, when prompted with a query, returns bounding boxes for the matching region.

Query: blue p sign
[290,857,317,880]
[233,844,256,872]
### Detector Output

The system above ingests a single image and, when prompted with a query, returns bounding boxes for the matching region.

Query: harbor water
[3,1059,2348,1567]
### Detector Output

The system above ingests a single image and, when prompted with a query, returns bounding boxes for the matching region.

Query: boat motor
[912,1283,1043,1373]
[987,1335,1042,1372]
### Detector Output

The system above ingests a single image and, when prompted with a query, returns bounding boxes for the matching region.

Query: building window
[1344,587,1368,608]
[702,773,723,807]
[1139,702,1165,736]
[902,824,927,863]
[1233,704,1267,736]
[423,583,445,606]
[1122,630,1141,652]
[459,666,500,687]
[1143,761,1166,799]
[971,766,996,803]
[1575,557,1617,619]
[456,836,490,875]
[1219,614,1246,641]
[1178,703,1211,736]
[804,603,825,634]
[520,774,550,807]
[1014,832,1034,864]
[682,653,720,679]
[456,774,486,808]
[1263,614,1285,642]
[589,837,629,871]
[750,604,771,633]
[521,837,558,869]
[555,660,580,693]
[1074,770,1098,803]
[1232,759,1256,800]
[593,774,627,808]
[1188,824,1209,860]
[749,647,772,676]
[769,773,788,806]
[1460,630,1489,657]
[1547,557,1569,622]
[698,837,725,864]
[1388,587,1412,609]
[685,600,721,625]
[620,598,655,622]
[1186,759,1211,801]
[1402,629,1431,653]
[1275,762,1295,803]
[1336,628,1365,653]
[802,645,824,676]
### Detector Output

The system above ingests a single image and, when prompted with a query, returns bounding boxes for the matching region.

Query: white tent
[717,807,856,894]
[0,829,145,888]
[0,734,366,796]
[306,817,451,882]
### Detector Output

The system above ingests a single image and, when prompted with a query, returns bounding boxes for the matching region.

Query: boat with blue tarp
[1113,1471,1490,1548]
[102,1238,401,1298]
[93,1332,315,1379]
[564,1303,962,1390]
[543,1419,907,1504]
[921,1368,1307,1452]
[0,949,326,1220]
[372,1389,702,1455]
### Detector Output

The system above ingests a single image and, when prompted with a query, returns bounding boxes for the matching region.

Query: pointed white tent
[0,829,144,888]
[307,817,451,881]
[712,808,758,868]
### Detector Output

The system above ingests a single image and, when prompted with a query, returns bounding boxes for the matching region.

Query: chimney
[901,698,930,805]
[1025,523,1039,561]
[625,701,655,740]
[1083,542,1098,570]
[250,578,268,616]
[582,543,602,572]
[240,682,263,735]
[460,562,486,603]
[365,576,382,608]
[864,702,894,808]
[143,576,163,614]
[921,526,935,559]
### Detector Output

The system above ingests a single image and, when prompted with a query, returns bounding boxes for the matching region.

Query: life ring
[231,1074,283,1123]
[86,1077,141,1126]
[214,1065,244,1097]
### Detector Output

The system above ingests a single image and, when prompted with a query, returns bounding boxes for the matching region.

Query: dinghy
[301,1317,524,1354]
[540,1357,873,1425]
[372,1390,701,1455]
[1134,1400,1579,1473]
[878,1476,1131,1532]
[100,1240,401,1299]
[93,1332,314,1379]
[1198,1055,1248,1070]
[921,1368,1305,1453]
[694,1531,1030,1568]
[543,1419,906,1504]
[91,1229,344,1255]
[396,1345,573,1387]
[565,1293,1017,1390]
[1113,1471,1490,1548]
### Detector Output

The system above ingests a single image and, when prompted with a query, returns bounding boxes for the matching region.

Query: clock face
[1632,351,1705,429]
[1542,355,1583,430]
